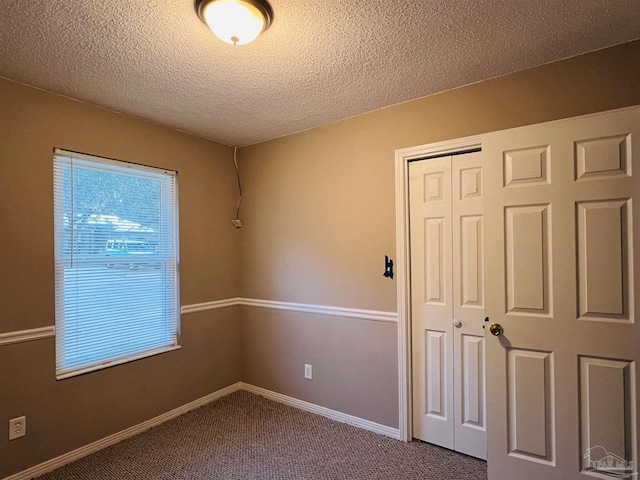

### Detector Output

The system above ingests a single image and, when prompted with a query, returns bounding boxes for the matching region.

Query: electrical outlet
[9,416,26,440]
[304,364,312,380]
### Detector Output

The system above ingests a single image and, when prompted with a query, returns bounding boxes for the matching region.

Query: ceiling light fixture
[195,0,273,46]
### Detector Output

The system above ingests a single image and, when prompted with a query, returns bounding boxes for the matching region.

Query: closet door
[452,151,486,459]
[409,151,486,459]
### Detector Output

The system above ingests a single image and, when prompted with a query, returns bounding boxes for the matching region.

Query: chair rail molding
[2,298,397,348]
[0,326,55,346]
[180,297,398,323]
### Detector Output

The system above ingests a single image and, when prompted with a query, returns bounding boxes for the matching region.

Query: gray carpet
[36,390,487,479]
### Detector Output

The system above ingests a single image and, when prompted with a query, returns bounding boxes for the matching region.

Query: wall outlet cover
[9,416,26,440]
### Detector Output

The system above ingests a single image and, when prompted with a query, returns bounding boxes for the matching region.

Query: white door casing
[409,151,486,459]
[483,106,639,479]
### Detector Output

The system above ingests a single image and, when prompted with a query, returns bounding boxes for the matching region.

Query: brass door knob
[489,323,504,336]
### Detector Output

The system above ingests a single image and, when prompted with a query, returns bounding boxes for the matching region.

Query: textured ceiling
[1,1,639,146]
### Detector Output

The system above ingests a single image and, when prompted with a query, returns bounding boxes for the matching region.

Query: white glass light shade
[201,0,267,45]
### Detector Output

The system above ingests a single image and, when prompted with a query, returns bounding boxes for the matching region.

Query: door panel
[575,134,630,180]
[507,349,555,464]
[484,106,640,479]
[461,334,484,426]
[504,204,551,314]
[577,199,631,322]
[579,357,636,473]
[460,215,483,305]
[425,330,447,417]
[425,217,446,303]
[455,332,486,458]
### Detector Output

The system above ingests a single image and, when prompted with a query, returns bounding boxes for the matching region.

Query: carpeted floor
[36,390,487,479]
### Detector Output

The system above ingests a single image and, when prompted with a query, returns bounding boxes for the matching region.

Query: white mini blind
[53,149,179,379]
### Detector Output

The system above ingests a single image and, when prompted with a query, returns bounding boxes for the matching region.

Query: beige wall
[0,78,242,478]
[238,40,640,428]
[241,308,399,427]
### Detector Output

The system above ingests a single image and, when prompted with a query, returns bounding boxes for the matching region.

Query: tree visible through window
[53,149,179,379]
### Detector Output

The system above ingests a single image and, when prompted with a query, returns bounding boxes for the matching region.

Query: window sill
[56,344,181,380]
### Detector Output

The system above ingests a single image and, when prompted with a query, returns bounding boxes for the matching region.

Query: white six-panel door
[484,107,640,479]
[409,151,487,459]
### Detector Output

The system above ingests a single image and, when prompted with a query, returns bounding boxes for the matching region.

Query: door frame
[394,134,483,442]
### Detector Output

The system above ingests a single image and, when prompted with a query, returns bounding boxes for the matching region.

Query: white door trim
[395,135,483,442]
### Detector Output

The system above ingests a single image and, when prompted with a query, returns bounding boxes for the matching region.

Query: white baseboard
[241,383,401,440]
[4,382,243,480]
[4,382,399,480]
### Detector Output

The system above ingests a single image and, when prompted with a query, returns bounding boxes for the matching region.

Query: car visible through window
[105,239,160,269]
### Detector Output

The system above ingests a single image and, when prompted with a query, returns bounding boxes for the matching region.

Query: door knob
[453,320,462,328]
[489,323,504,336]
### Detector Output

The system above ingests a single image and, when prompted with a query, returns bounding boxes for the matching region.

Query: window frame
[53,148,180,379]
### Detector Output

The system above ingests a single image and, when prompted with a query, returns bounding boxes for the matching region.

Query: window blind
[53,149,179,379]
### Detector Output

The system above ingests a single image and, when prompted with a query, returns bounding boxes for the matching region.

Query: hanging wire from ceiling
[232,146,243,228]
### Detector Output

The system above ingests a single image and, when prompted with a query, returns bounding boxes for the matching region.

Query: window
[53,149,179,379]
